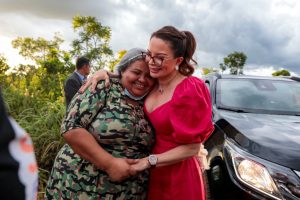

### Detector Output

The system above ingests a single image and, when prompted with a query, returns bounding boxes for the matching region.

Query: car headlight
[232,153,282,199]
[224,139,300,200]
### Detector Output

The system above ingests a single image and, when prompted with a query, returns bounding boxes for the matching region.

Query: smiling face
[120,59,155,97]
[146,36,183,80]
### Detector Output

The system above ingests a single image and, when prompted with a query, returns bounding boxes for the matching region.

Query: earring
[175,65,179,70]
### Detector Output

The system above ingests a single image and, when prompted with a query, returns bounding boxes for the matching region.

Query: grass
[2,87,66,199]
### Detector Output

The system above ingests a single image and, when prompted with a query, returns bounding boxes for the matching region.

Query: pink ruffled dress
[145,76,214,200]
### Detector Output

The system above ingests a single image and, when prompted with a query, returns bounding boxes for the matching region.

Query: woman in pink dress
[82,25,214,200]
[138,26,214,200]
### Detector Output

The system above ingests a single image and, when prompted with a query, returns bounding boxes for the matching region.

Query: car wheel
[208,161,248,200]
[208,161,233,200]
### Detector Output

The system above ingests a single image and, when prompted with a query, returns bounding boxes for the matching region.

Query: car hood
[218,110,300,170]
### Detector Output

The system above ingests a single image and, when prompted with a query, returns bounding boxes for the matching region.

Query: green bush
[2,86,66,198]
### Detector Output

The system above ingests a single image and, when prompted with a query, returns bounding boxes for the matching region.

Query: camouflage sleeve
[61,81,108,134]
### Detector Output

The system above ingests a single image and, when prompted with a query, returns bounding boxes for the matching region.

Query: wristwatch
[148,154,158,167]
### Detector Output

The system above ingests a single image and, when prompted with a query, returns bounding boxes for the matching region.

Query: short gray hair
[115,48,146,75]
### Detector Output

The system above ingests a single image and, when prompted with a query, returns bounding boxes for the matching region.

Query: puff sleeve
[170,77,214,144]
[61,80,108,134]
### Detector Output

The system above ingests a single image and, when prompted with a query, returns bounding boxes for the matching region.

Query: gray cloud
[0,0,299,74]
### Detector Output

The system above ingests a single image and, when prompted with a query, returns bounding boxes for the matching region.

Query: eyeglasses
[143,52,174,66]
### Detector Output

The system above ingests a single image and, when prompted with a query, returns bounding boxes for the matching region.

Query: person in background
[45,48,156,199]
[0,90,38,200]
[64,56,91,106]
[84,25,214,200]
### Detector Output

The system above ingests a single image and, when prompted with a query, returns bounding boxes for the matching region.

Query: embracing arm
[63,128,137,181]
[155,143,201,167]
[63,128,113,171]
[79,69,117,93]
[62,81,137,181]
[131,143,202,171]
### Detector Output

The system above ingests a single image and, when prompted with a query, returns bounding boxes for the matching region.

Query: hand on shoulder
[79,69,112,93]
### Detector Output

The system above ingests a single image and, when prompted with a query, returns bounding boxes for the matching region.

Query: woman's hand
[79,69,111,93]
[198,144,209,170]
[130,157,150,174]
[105,158,138,182]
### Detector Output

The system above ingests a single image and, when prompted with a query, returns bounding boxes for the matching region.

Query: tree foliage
[2,16,117,196]
[219,52,247,75]
[71,15,113,69]
[0,54,9,75]
[12,33,64,64]
[0,54,10,86]
[272,69,291,76]
[108,50,127,72]
[202,67,218,75]
[10,33,74,101]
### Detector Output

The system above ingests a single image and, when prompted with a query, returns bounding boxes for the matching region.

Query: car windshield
[216,78,300,115]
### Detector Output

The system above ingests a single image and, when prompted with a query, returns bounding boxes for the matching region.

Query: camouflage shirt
[45,78,155,200]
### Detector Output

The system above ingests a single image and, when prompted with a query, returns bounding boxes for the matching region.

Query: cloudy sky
[0,0,299,76]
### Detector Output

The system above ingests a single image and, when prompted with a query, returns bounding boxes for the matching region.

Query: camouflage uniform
[45,78,155,200]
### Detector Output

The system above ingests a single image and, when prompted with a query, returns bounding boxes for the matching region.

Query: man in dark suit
[64,57,91,106]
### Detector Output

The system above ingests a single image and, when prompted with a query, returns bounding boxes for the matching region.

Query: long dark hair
[151,26,197,76]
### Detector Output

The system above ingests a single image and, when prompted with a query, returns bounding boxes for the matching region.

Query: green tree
[202,67,218,75]
[0,54,10,86]
[108,50,127,72]
[272,69,291,76]
[71,15,113,69]
[0,54,9,75]
[219,63,226,74]
[11,33,64,64]
[11,34,74,101]
[220,52,247,75]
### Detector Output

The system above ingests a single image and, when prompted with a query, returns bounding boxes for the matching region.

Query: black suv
[203,74,300,200]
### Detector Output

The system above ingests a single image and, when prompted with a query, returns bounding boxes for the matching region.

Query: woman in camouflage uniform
[45,48,156,200]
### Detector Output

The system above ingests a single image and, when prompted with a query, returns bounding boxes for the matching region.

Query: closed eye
[131,70,142,75]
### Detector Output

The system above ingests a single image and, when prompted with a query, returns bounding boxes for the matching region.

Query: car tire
[208,161,234,200]
[202,170,212,200]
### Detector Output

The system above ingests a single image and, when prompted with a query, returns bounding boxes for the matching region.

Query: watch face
[149,155,158,165]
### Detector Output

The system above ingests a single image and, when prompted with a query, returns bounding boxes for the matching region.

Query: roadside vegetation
[1,14,290,199]
[0,15,121,199]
